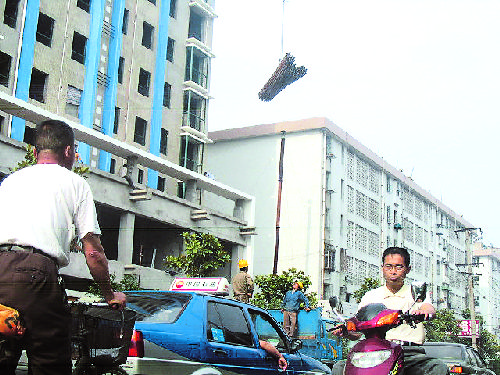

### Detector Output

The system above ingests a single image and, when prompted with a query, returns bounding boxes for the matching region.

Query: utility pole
[273,131,286,274]
[456,227,481,349]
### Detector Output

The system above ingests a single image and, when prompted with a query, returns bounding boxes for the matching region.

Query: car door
[248,308,308,374]
[205,301,280,375]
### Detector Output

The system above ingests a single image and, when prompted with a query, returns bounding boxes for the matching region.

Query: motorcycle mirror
[411,281,427,303]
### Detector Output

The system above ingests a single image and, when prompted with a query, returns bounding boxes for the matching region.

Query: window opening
[77,0,91,13]
[113,107,120,134]
[71,32,87,64]
[160,128,168,155]
[110,158,116,174]
[36,13,54,47]
[134,116,147,146]
[122,8,129,34]
[29,68,48,103]
[0,51,12,87]
[117,56,124,83]
[3,0,21,28]
[166,37,175,62]
[163,82,171,107]
[169,0,177,18]
[142,21,154,49]
[157,176,165,192]
[188,11,203,41]
[138,68,151,97]
[137,169,144,184]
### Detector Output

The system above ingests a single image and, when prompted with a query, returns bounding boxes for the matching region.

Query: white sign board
[459,319,480,337]
[169,277,230,296]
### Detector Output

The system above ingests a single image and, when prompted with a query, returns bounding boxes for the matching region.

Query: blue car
[122,290,331,375]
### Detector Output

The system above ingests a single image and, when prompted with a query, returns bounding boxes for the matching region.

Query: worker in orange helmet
[232,259,254,303]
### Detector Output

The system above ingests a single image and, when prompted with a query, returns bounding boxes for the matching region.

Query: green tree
[88,273,142,297]
[424,308,461,342]
[459,309,500,371]
[251,268,317,310]
[163,232,230,277]
[353,277,381,303]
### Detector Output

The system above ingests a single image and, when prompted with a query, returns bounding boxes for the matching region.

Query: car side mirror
[289,338,302,353]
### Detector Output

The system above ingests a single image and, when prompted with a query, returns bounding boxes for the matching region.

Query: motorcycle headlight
[351,350,392,368]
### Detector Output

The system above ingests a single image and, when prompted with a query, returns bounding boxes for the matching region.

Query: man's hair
[382,247,411,268]
[35,120,74,154]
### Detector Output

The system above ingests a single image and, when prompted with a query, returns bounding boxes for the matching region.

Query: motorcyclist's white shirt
[0,164,101,267]
[358,283,432,344]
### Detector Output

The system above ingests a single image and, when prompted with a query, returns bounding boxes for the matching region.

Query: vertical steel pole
[466,230,477,349]
[273,131,286,274]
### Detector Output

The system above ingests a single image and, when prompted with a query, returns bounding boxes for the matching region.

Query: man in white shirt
[331,247,448,375]
[0,120,126,375]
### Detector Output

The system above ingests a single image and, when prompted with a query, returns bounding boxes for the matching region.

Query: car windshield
[125,291,192,323]
[424,345,463,360]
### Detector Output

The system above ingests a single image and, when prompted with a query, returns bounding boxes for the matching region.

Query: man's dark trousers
[0,251,71,375]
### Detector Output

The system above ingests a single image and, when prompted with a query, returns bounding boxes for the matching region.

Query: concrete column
[185,179,197,203]
[118,212,135,264]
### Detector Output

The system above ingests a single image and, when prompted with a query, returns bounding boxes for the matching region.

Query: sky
[207,0,500,247]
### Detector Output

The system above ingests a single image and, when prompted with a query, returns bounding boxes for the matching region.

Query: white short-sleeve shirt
[358,283,431,344]
[0,164,101,267]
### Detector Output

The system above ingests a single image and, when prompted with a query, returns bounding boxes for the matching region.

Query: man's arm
[246,274,254,296]
[81,233,126,308]
[259,340,287,370]
[301,292,311,311]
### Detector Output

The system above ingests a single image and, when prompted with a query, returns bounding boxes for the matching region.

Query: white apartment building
[473,243,500,335]
[207,117,473,314]
[0,0,255,290]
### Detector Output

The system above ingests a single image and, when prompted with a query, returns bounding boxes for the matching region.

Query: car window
[424,345,463,360]
[249,309,287,351]
[207,302,253,347]
[469,348,487,367]
[125,292,191,323]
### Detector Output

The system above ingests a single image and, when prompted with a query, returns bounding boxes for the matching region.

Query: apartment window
[71,32,87,64]
[110,158,116,174]
[169,0,177,18]
[3,0,20,28]
[188,11,203,41]
[113,107,120,134]
[157,176,165,192]
[29,68,48,103]
[0,115,4,134]
[163,82,171,108]
[142,22,154,49]
[122,8,129,34]
[138,68,151,97]
[36,13,54,47]
[65,85,82,117]
[137,169,144,184]
[0,51,12,87]
[117,56,124,83]
[77,0,91,13]
[160,128,168,155]
[134,117,147,146]
[166,37,175,62]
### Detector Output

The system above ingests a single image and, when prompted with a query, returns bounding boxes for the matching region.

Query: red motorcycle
[330,282,429,374]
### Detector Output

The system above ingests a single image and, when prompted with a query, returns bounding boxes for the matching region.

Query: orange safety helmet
[238,259,249,268]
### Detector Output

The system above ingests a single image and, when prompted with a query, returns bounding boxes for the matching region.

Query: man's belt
[0,244,58,265]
